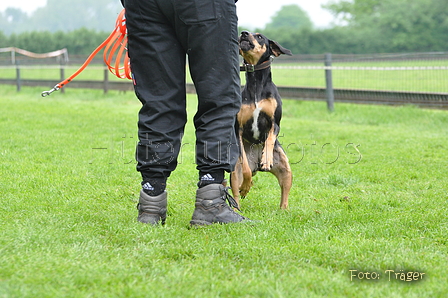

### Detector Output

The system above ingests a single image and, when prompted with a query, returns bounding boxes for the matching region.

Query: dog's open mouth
[239,40,253,52]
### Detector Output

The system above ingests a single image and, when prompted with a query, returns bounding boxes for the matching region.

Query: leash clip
[41,85,60,97]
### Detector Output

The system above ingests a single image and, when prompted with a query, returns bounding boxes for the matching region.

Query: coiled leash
[41,9,130,97]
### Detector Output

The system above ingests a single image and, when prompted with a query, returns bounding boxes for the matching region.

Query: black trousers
[124,0,241,181]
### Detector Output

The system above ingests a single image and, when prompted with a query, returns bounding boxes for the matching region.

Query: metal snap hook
[41,85,60,97]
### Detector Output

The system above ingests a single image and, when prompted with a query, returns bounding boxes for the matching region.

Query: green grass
[1,86,447,297]
[270,59,448,92]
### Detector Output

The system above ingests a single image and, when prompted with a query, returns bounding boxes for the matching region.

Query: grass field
[1,86,447,297]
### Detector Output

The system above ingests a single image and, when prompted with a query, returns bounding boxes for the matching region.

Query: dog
[230,31,293,210]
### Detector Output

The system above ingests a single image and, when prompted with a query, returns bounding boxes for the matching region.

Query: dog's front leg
[260,126,276,171]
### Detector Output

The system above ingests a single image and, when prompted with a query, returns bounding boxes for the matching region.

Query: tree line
[0,29,110,56]
[256,0,448,55]
[1,0,447,56]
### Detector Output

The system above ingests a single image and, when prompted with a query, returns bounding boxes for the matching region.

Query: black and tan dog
[230,31,293,210]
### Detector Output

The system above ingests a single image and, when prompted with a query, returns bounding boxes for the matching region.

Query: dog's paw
[259,158,273,171]
[240,188,249,197]
[260,151,274,171]
[239,180,252,197]
[259,162,273,171]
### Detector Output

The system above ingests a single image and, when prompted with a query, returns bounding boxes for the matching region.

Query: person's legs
[125,0,187,224]
[126,0,247,225]
[176,0,241,185]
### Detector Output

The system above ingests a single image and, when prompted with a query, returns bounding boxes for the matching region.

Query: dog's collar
[240,56,273,72]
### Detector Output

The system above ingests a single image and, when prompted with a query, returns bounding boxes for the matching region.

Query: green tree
[373,0,448,52]
[324,0,448,52]
[1,8,30,35]
[265,4,313,31]
[323,0,382,23]
[2,29,109,55]
[30,0,122,33]
[1,0,122,34]
[260,4,313,55]
[2,1,447,56]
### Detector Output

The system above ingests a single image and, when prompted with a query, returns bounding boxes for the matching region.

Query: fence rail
[1,51,448,109]
[1,77,447,109]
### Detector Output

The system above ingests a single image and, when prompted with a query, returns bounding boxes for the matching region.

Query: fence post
[104,67,109,94]
[15,60,21,92]
[60,60,65,94]
[325,53,335,112]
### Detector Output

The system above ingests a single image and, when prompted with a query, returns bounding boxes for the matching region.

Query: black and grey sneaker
[190,184,248,226]
[137,190,167,225]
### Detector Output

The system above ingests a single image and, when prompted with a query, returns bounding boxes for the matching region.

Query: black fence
[2,76,447,110]
[1,52,448,109]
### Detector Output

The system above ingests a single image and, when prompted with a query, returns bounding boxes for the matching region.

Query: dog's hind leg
[271,145,292,209]
[230,157,243,209]
[231,137,253,209]
[239,141,253,199]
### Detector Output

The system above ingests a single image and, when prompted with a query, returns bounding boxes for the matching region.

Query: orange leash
[42,9,130,97]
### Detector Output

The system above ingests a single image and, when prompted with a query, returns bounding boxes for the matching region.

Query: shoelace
[223,187,241,211]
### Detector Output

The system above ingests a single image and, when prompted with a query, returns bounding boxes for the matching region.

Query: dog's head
[239,31,292,65]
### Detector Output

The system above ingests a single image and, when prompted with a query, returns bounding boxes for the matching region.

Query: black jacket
[121,0,237,5]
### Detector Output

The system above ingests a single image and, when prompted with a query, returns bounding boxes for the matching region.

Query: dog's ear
[269,40,292,57]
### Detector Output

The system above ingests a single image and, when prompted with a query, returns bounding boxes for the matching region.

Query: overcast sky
[0,0,335,29]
